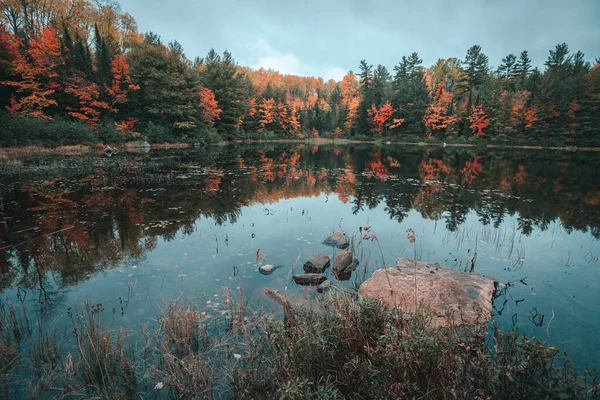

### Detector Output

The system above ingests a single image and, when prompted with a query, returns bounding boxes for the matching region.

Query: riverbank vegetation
[1,1,599,148]
[1,291,598,399]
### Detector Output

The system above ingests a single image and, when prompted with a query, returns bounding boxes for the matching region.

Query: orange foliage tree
[467,105,489,136]
[248,97,257,117]
[524,106,538,128]
[423,87,458,132]
[105,54,139,107]
[367,101,400,135]
[289,107,301,136]
[198,87,222,127]
[258,98,275,132]
[277,102,289,133]
[340,73,361,132]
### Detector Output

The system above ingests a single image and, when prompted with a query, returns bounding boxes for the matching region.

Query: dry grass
[0,145,91,157]
[0,291,598,399]
[122,141,191,149]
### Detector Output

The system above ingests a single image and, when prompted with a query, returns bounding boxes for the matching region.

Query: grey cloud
[120,0,600,78]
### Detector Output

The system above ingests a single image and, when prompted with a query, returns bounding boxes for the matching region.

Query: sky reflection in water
[0,144,599,367]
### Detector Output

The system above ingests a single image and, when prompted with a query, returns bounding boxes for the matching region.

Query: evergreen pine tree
[513,50,532,87]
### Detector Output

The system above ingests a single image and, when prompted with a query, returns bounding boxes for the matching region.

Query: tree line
[0,0,599,146]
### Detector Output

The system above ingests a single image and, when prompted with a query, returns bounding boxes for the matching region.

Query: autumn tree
[339,72,360,133]
[424,87,458,134]
[64,77,111,128]
[258,98,275,132]
[198,87,222,127]
[467,104,489,136]
[3,27,62,119]
[367,101,401,135]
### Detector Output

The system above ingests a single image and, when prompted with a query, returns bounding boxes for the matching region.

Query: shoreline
[2,138,600,156]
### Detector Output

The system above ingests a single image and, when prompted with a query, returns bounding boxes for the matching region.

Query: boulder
[358,258,497,327]
[323,231,349,249]
[303,254,331,273]
[333,250,359,277]
[292,274,327,286]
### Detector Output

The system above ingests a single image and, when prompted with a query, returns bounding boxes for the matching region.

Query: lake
[1,143,599,369]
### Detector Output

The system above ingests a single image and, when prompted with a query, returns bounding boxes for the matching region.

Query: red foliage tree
[3,27,63,119]
[468,105,489,136]
[105,54,139,108]
[64,77,111,129]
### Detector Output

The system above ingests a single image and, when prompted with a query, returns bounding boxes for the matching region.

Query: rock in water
[303,254,331,273]
[259,264,276,275]
[333,250,359,277]
[292,274,327,286]
[323,231,349,249]
[358,258,497,327]
[317,280,333,293]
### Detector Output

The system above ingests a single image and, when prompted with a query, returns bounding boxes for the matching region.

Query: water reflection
[0,144,599,365]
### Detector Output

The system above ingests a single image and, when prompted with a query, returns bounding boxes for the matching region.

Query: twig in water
[546,308,555,338]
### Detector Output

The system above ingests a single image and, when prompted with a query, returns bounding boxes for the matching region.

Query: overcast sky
[119,0,599,81]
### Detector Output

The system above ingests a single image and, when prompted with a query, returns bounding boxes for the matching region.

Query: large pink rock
[358,258,497,327]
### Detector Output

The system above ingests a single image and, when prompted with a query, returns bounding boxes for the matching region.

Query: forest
[0,0,599,147]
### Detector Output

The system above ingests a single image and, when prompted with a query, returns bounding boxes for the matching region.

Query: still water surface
[1,144,599,367]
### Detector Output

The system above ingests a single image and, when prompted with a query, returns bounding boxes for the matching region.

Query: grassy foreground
[1,289,598,399]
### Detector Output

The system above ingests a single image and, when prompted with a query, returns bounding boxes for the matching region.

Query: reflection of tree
[2,145,600,295]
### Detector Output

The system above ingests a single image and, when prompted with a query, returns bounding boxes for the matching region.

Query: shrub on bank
[0,113,97,147]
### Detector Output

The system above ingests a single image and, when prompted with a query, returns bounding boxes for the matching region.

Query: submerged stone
[358,258,497,327]
[323,231,349,249]
[259,264,276,275]
[303,254,331,273]
[292,273,327,286]
[259,264,284,275]
[333,250,359,277]
[264,288,291,306]
[317,279,333,293]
